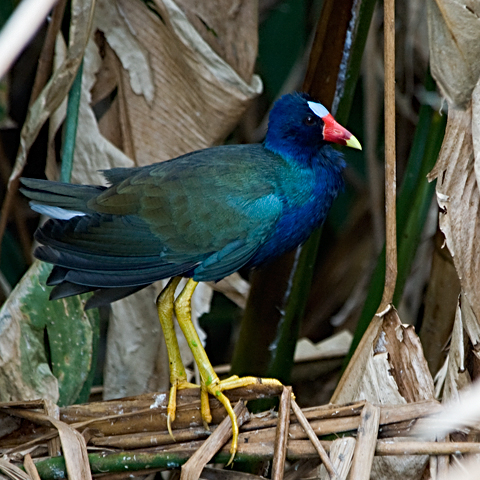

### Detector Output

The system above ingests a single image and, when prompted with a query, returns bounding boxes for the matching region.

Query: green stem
[60,60,83,183]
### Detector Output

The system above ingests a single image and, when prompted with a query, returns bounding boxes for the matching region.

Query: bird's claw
[205,375,283,463]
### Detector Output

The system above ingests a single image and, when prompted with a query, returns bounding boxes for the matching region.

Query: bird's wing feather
[90,144,284,261]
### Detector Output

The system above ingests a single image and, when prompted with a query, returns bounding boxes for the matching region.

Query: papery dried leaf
[427,0,480,108]
[173,0,258,81]
[331,316,384,405]
[428,104,480,339]
[48,416,92,480]
[419,233,460,376]
[441,299,472,402]
[472,79,480,188]
[331,309,434,405]
[0,457,31,480]
[294,331,353,363]
[2,405,92,480]
[94,0,262,166]
[94,0,154,104]
[380,313,435,402]
[104,285,167,399]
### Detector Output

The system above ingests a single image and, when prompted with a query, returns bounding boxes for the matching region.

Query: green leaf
[0,260,99,406]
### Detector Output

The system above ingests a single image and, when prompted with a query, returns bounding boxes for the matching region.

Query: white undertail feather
[30,203,86,220]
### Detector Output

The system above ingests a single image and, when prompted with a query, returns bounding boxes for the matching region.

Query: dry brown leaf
[440,297,474,402]
[331,315,384,405]
[428,103,480,353]
[206,273,250,310]
[472,79,480,195]
[427,0,480,108]
[0,404,91,480]
[96,0,262,166]
[48,417,91,480]
[294,331,353,363]
[103,285,167,399]
[380,314,435,403]
[10,0,95,183]
[70,38,134,186]
[95,0,154,105]
[173,1,257,82]
[419,232,460,376]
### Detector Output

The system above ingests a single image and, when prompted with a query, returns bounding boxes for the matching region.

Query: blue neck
[264,139,346,176]
[246,144,346,269]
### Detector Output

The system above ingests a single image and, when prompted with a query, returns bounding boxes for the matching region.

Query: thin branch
[380,0,397,309]
[272,387,292,480]
[291,397,338,479]
[180,402,249,480]
[348,402,380,480]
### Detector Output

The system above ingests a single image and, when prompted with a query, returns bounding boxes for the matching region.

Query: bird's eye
[304,115,316,126]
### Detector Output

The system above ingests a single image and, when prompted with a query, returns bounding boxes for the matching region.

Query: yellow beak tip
[346,135,362,151]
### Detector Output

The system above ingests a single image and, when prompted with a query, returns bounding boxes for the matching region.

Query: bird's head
[264,92,361,162]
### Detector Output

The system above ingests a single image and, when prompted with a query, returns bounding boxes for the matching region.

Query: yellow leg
[156,277,197,436]
[174,279,282,464]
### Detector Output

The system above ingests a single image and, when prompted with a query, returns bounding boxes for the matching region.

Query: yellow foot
[206,376,283,465]
[167,379,200,438]
[167,278,283,464]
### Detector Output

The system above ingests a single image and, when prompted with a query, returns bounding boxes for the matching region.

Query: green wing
[89,144,284,276]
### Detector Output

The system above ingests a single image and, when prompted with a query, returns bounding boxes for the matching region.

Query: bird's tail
[20,178,106,219]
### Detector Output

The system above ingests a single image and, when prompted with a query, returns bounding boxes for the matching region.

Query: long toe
[204,376,282,462]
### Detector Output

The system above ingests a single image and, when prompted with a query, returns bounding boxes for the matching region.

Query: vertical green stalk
[60,60,83,183]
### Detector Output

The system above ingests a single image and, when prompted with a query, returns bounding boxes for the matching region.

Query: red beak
[322,113,362,150]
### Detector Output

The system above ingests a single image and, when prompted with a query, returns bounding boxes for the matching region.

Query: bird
[21,92,361,461]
